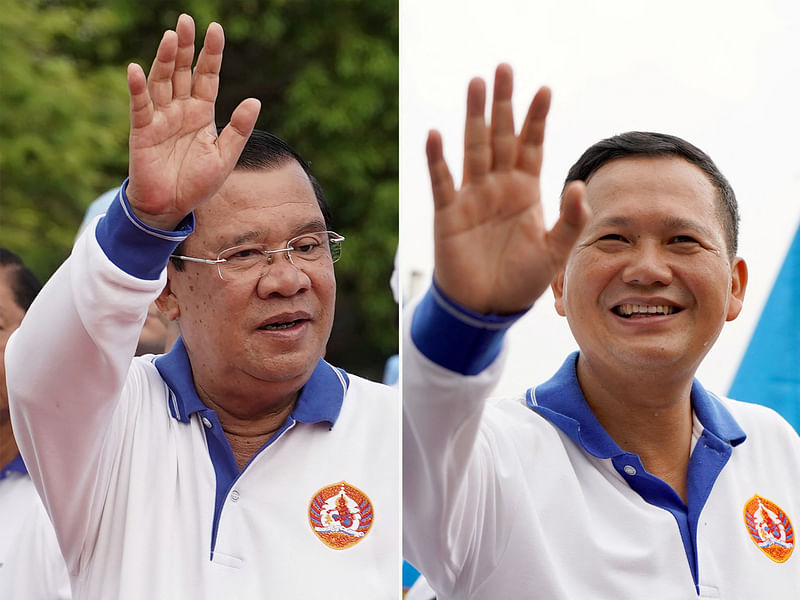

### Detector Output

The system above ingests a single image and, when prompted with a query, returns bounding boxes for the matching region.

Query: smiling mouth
[259,319,305,330]
[613,304,682,319]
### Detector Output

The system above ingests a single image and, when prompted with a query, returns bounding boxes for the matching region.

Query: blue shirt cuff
[410,281,527,375]
[94,179,195,280]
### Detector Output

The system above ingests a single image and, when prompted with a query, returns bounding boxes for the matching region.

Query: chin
[609,343,700,373]
[250,352,321,384]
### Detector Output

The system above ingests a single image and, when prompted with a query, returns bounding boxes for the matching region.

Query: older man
[7,14,398,599]
[403,64,799,598]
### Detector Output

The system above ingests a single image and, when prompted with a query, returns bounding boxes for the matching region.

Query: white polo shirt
[0,455,71,599]
[403,284,800,599]
[7,184,400,599]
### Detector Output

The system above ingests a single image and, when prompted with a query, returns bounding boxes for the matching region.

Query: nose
[255,252,312,297]
[621,242,673,286]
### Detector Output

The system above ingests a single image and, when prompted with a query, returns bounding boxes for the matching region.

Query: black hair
[564,131,739,259]
[230,128,333,228]
[0,248,42,311]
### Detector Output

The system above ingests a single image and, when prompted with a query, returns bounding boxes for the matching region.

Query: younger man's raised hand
[428,64,589,315]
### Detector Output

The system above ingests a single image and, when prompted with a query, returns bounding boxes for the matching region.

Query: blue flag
[729,222,800,432]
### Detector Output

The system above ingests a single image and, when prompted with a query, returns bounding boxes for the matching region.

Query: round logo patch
[308,481,374,549]
[743,494,794,563]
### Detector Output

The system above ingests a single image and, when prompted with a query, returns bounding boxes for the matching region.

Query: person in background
[0,248,71,599]
[6,14,398,599]
[403,64,800,598]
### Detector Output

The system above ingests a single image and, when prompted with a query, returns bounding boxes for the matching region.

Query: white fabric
[403,313,800,599]
[0,470,71,599]
[404,573,437,600]
[7,227,399,599]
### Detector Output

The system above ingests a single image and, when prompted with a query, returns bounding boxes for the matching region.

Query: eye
[669,235,699,244]
[598,234,628,242]
[290,235,324,257]
[222,246,264,262]
[593,233,630,250]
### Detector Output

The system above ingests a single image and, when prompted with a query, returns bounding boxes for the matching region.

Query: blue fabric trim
[154,337,205,423]
[154,341,346,557]
[528,352,746,589]
[154,339,345,426]
[410,281,526,375]
[94,179,194,281]
[0,454,27,480]
[336,367,351,390]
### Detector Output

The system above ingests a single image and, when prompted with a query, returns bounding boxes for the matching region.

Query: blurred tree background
[0,0,398,379]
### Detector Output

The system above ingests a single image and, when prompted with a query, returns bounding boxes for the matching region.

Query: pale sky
[399,0,800,396]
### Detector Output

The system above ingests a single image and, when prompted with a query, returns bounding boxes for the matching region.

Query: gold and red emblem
[743,494,794,563]
[308,481,374,550]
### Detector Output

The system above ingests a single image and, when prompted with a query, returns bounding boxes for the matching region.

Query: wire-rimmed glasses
[171,231,344,282]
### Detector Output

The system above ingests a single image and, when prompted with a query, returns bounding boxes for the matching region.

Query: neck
[576,355,694,503]
[0,413,20,470]
[194,379,299,471]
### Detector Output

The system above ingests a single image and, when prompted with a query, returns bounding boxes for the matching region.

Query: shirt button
[201,417,212,429]
[231,490,240,502]
[623,465,637,476]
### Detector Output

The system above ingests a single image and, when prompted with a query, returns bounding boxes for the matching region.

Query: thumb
[217,97,261,168]
[546,180,590,268]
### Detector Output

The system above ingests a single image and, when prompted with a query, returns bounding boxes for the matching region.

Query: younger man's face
[552,156,747,379]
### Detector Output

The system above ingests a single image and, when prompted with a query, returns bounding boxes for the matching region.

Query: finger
[217,98,261,169]
[427,130,456,210]
[462,77,489,185]
[128,63,154,130]
[490,63,516,171]
[172,14,195,100]
[546,180,590,267]
[146,30,179,109]
[191,21,225,105]
[517,86,551,176]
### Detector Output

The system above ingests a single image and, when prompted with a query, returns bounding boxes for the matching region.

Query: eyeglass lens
[217,232,342,281]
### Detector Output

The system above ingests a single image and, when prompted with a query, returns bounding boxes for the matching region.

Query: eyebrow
[222,218,329,250]
[592,215,718,240]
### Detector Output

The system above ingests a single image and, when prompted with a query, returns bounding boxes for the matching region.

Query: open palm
[429,64,589,315]
[125,14,260,231]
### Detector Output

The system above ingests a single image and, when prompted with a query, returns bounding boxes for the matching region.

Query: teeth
[261,320,300,330]
[616,304,675,317]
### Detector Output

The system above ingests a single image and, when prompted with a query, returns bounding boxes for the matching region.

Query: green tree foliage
[0,0,397,379]
[0,0,130,276]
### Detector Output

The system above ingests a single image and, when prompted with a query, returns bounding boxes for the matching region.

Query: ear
[551,269,567,317]
[155,270,181,321]
[725,257,748,321]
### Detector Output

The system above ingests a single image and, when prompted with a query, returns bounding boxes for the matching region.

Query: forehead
[192,162,323,248]
[584,156,719,223]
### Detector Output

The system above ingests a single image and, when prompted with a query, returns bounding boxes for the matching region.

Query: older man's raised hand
[125,14,261,231]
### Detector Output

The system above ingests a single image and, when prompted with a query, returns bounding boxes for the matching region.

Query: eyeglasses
[171,231,344,282]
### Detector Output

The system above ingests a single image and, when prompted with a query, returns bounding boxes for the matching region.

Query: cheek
[686,265,732,311]
[314,271,337,310]
[175,274,233,324]
[563,255,617,310]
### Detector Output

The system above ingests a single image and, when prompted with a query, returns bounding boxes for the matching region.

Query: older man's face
[161,162,337,402]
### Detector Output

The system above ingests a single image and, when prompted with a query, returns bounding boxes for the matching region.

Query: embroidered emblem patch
[308,481,374,549]
[743,494,794,563]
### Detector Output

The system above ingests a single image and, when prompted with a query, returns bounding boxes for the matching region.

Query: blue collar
[153,337,347,426]
[1,454,27,480]
[527,351,747,458]
[527,351,747,591]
